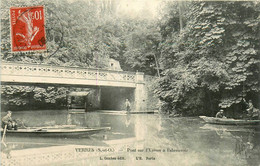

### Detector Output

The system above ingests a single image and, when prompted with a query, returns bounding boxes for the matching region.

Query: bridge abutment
[134,72,147,112]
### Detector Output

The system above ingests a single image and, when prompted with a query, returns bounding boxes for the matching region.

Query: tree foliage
[1,85,68,110]
[155,1,260,116]
[1,0,160,109]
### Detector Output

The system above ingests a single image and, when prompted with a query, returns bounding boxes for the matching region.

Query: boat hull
[199,116,260,125]
[1,127,111,137]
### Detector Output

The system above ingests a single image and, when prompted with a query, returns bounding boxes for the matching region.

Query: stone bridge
[1,62,146,111]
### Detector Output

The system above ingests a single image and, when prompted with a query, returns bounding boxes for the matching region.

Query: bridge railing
[1,62,136,83]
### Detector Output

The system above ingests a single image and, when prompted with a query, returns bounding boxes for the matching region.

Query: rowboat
[199,116,260,125]
[1,126,111,137]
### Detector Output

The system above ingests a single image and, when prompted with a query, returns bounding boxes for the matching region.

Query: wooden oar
[25,125,76,132]
[1,125,7,147]
[34,128,44,131]
[42,125,76,129]
[26,125,77,131]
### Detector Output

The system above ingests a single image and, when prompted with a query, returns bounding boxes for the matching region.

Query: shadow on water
[1,110,260,165]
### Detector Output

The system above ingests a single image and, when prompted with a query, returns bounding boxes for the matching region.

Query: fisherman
[2,111,17,130]
[216,109,226,118]
[246,100,254,117]
[246,100,259,120]
[125,99,131,113]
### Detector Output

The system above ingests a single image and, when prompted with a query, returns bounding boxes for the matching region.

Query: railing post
[75,68,78,78]
[135,72,144,84]
[51,64,53,77]
[37,63,39,76]
[84,68,87,79]
[96,69,99,81]
[22,63,25,76]
[63,65,66,78]
[117,71,120,81]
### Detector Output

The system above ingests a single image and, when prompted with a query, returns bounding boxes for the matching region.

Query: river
[1,110,260,166]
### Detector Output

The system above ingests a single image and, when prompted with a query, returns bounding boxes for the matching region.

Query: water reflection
[67,113,72,125]
[200,123,260,165]
[233,130,260,166]
[1,143,15,159]
[124,114,131,128]
[1,110,260,165]
[134,115,147,141]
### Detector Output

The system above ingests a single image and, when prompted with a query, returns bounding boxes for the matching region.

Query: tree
[1,0,161,109]
[155,1,260,116]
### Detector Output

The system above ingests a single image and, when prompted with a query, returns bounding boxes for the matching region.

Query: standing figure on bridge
[125,99,131,113]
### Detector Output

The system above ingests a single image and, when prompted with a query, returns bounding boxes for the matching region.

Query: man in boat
[216,109,226,118]
[2,111,18,130]
[246,100,254,117]
[125,99,131,113]
[246,100,259,120]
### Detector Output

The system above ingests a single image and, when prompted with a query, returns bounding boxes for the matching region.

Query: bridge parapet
[1,62,137,83]
[1,62,147,111]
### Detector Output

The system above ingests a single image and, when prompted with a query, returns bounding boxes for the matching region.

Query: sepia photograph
[1,0,260,165]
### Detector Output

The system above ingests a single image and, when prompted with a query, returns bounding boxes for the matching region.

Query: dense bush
[155,1,260,115]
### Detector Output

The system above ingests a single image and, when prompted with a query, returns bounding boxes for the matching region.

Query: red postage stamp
[10,6,46,52]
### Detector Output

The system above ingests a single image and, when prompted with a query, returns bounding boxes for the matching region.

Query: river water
[1,110,260,166]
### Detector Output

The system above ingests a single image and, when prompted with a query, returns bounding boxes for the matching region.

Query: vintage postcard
[1,0,260,166]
